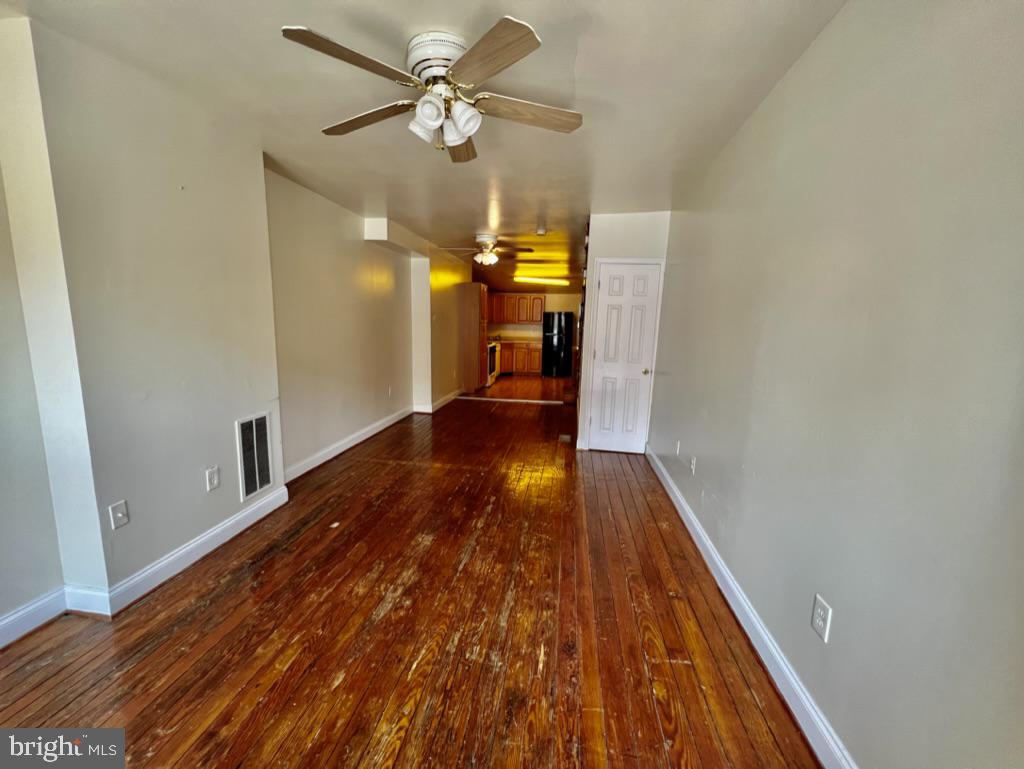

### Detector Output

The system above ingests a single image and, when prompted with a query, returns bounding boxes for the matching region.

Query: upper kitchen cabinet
[529,296,544,323]
[489,293,546,325]
[504,295,519,323]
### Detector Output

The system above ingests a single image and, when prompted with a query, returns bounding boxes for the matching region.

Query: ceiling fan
[281,16,583,163]
[443,233,534,265]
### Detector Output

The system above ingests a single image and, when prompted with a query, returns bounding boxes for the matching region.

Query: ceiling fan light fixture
[414,93,445,129]
[451,100,482,137]
[282,17,583,164]
[442,118,467,147]
[407,117,435,143]
[474,251,499,266]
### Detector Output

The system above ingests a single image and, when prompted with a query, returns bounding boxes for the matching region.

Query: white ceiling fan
[281,17,583,163]
[442,233,534,265]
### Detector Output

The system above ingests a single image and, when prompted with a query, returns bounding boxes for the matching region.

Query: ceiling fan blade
[495,246,535,253]
[473,92,582,133]
[322,101,417,136]
[282,27,422,88]
[447,137,478,163]
[446,17,540,89]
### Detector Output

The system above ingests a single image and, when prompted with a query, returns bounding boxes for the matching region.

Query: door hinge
[597,279,601,289]
[592,349,596,360]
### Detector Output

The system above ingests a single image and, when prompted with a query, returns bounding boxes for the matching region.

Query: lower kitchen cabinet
[513,345,529,373]
[528,348,544,374]
[500,345,514,374]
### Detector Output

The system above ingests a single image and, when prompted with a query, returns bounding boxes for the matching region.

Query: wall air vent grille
[236,413,271,501]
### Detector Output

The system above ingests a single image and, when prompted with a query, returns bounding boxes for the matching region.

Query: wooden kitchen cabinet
[529,296,545,323]
[490,293,546,325]
[527,344,542,373]
[503,295,518,324]
[502,341,543,374]
[513,345,529,373]
[516,295,530,324]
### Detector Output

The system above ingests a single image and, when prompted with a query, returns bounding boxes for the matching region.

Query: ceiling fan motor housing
[406,31,467,82]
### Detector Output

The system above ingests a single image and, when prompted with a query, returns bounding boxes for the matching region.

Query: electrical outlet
[108,500,129,530]
[675,440,681,456]
[811,593,833,643]
[690,456,697,475]
[205,465,220,492]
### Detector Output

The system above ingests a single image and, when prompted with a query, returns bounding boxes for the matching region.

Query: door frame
[577,257,667,451]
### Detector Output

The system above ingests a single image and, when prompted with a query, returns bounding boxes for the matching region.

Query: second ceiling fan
[443,233,534,265]
[282,16,583,163]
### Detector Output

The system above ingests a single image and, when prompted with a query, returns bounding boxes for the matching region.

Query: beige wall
[544,293,582,315]
[264,170,412,475]
[0,18,108,591]
[0,170,63,616]
[429,252,470,404]
[32,22,285,585]
[649,2,1024,766]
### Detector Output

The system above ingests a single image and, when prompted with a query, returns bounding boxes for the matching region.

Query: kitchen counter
[488,334,541,342]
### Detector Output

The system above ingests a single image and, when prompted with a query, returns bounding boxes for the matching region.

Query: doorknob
[641,368,650,375]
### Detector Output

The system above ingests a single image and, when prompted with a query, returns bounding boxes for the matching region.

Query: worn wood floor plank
[0,401,819,769]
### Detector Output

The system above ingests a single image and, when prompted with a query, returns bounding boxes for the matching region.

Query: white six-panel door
[588,262,662,453]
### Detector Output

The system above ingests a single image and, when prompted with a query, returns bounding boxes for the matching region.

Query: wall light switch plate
[109,500,129,530]
[690,456,697,475]
[811,593,833,643]
[205,465,220,492]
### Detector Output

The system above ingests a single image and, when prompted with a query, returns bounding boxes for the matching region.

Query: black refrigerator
[541,312,574,377]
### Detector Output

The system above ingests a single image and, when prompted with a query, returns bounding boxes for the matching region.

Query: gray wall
[0,173,64,616]
[265,169,412,476]
[649,2,1024,766]
[32,23,285,585]
[0,18,108,591]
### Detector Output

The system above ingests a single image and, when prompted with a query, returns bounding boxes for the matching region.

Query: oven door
[487,343,499,386]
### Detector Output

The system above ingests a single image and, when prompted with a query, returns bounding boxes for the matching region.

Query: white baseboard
[4,486,290,643]
[645,448,858,769]
[284,407,413,482]
[106,485,289,614]
[64,584,111,617]
[412,402,433,413]
[0,587,66,649]
[431,388,462,412]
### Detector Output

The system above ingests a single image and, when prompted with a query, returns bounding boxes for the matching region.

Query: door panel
[517,296,530,324]
[513,345,529,372]
[588,263,661,453]
[528,345,542,374]
[530,295,545,323]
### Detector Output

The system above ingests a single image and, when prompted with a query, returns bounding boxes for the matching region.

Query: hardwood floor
[468,374,574,403]
[0,400,818,768]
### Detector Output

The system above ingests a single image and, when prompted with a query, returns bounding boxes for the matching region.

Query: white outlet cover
[108,499,129,530]
[812,593,833,643]
[205,465,220,492]
[690,456,697,475]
